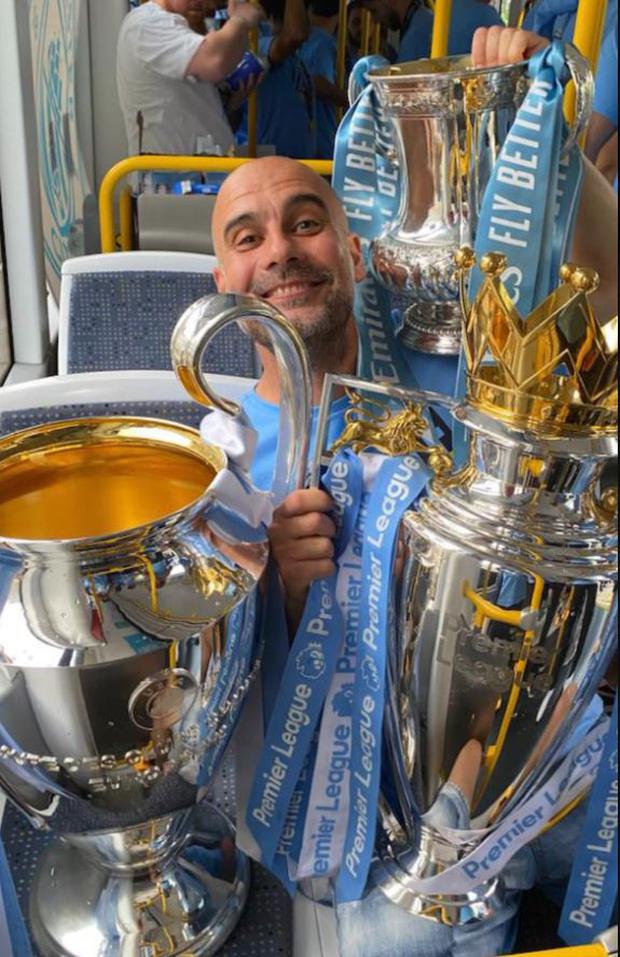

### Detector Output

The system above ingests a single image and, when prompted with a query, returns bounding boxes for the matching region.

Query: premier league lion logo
[296,642,327,681]
[361,657,380,692]
[332,683,355,717]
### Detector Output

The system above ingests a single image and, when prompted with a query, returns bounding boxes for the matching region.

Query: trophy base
[29,805,250,957]
[371,854,503,926]
[400,302,462,355]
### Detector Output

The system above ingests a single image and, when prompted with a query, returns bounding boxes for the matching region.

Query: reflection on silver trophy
[317,251,617,924]
[0,296,311,957]
[367,49,593,354]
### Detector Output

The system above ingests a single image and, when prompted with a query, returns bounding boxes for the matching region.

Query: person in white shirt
[116,0,263,159]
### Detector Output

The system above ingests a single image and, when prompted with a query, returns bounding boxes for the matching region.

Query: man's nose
[262,229,302,270]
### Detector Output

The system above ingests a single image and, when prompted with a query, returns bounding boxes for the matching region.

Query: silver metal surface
[30,805,250,957]
[0,297,313,955]
[367,48,593,354]
[372,404,617,923]
[171,292,313,503]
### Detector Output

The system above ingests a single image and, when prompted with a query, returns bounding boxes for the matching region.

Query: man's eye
[236,233,259,248]
[294,219,321,233]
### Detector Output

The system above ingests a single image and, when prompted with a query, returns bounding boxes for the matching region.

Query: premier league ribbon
[559,692,618,946]
[335,454,430,902]
[246,450,363,866]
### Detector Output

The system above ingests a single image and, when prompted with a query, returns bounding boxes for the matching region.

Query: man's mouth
[261,279,327,302]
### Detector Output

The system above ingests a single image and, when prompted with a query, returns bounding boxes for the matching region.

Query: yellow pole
[99,156,334,253]
[509,947,607,957]
[336,0,348,93]
[247,25,258,159]
[119,187,133,251]
[371,22,381,55]
[431,0,452,58]
[565,0,608,124]
[361,10,372,57]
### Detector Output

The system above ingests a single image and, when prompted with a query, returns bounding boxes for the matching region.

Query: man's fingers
[285,537,335,562]
[270,510,336,542]
[275,488,334,519]
[471,27,488,68]
[284,559,336,590]
[498,27,517,65]
[484,25,504,67]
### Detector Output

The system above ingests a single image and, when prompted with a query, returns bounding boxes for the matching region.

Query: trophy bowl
[367,48,593,355]
[0,296,312,956]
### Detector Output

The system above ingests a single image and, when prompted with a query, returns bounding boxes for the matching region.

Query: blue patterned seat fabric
[67,271,259,378]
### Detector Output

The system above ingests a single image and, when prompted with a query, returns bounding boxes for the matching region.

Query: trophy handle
[562,42,594,157]
[171,293,313,502]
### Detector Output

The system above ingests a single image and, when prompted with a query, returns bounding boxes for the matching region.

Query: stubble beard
[244,265,355,373]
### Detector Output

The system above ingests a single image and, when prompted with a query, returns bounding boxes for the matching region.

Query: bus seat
[58,251,259,379]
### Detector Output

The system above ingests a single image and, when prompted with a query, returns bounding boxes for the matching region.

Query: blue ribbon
[246,450,363,866]
[335,454,430,902]
[332,56,414,389]
[559,692,618,945]
[453,40,584,462]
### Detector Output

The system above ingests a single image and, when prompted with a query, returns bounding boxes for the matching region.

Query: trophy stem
[372,825,503,926]
[29,804,250,957]
[400,302,464,355]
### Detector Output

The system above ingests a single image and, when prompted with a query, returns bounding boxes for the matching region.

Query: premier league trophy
[367,251,618,922]
[0,297,311,956]
[367,49,593,354]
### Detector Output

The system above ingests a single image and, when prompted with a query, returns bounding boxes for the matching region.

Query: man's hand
[227,0,264,29]
[471,26,549,68]
[268,489,336,632]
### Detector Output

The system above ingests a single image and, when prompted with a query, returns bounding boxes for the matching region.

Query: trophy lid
[456,248,618,436]
[0,416,225,544]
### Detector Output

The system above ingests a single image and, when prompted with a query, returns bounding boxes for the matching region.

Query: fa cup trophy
[369,251,618,922]
[0,297,311,956]
[367,49,592,354]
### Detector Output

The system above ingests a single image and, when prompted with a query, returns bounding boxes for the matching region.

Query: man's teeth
[268,282,317,297]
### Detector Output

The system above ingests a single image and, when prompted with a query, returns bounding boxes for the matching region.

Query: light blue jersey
[448,0,503,56]
[299,26,338,160]
[237,28,316,159]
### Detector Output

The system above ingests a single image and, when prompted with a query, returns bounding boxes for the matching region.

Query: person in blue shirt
[523,0,617,44]
[237,0,316,157]
[299,0,349,159]
[359,0,434,62]
[447,0,504,56]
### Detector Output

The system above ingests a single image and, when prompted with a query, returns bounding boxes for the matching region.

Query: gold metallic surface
[457,248,618,435]
[0,417,224,541]
[329,389,452,475]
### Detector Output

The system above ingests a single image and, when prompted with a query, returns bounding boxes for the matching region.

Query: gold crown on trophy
[455,247,618,435]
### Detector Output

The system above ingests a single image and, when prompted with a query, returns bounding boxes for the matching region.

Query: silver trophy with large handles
[313,251,617,924]
[0,296,311,957]
[367,48,593,355]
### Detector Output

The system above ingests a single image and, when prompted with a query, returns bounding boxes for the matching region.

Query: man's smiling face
[212,158,364,365]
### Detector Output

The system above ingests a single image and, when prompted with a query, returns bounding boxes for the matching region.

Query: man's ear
[348,233,366,283]
[213,266,224,292]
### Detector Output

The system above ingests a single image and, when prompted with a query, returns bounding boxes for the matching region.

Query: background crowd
[117,0,618,185]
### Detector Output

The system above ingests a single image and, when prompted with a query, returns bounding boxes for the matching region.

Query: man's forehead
[213,163,345,245]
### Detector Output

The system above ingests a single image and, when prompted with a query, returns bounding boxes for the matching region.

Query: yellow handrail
[565,0,608,125]
[99,155,334,253]
[119,187,133,252]
[431,0,452,58]
[336,0,348,116]
[509,947,607,957]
